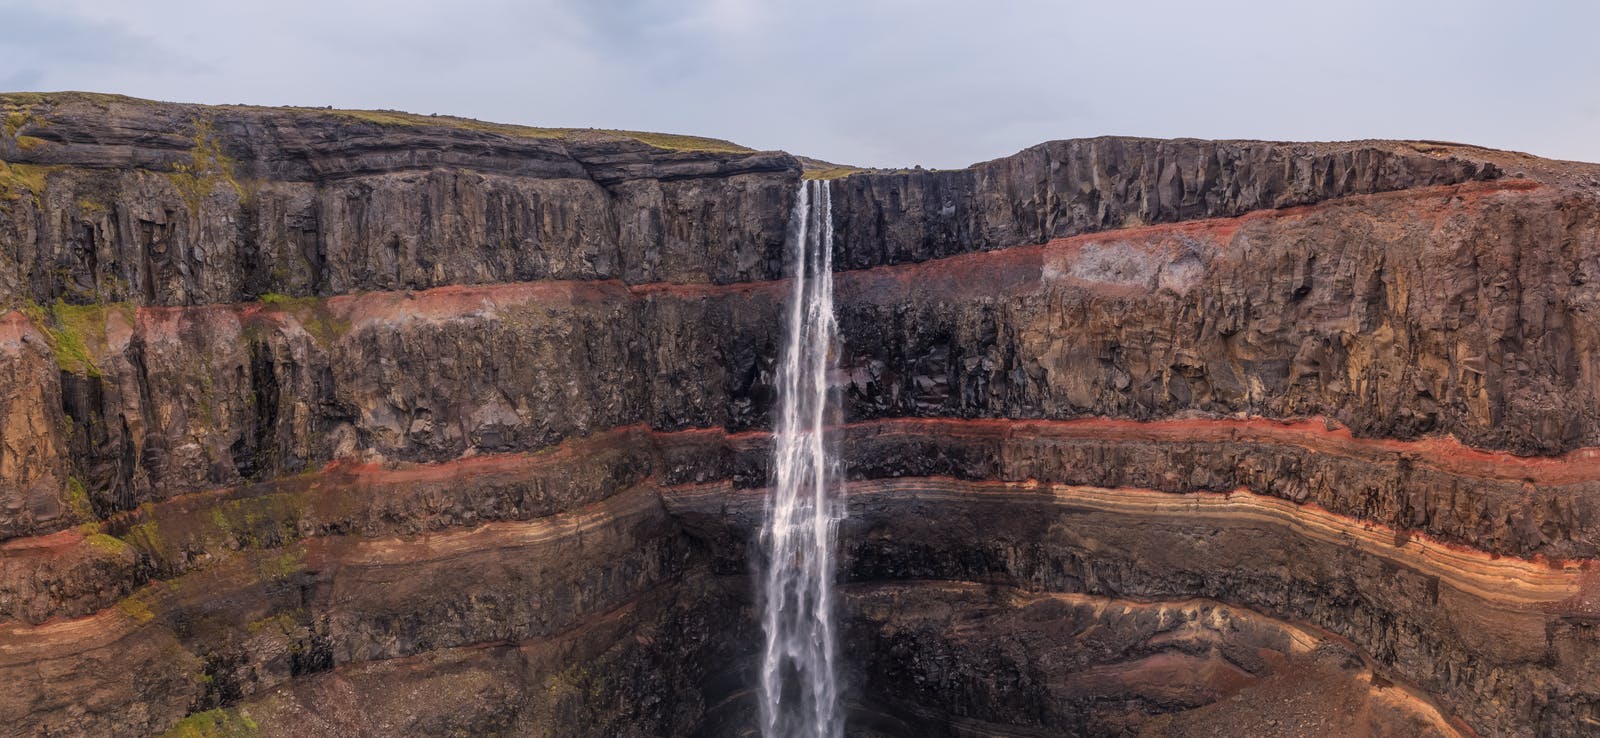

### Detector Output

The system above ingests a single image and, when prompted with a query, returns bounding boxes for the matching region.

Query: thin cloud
[0,0,1595,167]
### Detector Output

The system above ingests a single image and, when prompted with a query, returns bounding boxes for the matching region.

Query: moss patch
[802,165,871,180]
[245,609,302,635]
[0,91,144,108]
[0,161,57,204]
[311,107,751,153]
[254,546,306,580]
[607,130,752,154]
[2,110,27,138]
[84,532,134,556]
[21,300,108,376]
[168,116,245,212]
[123,518,174,564]
[257,292,350,348]
[156,708,261,738]
[65,476,94,520]
[116,594,155,623]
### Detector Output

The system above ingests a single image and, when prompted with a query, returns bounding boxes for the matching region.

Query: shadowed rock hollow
[3,92,1600,737]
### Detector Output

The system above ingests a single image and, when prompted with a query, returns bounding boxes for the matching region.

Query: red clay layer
[661,474,1600,576]
[845,415,1600,485]
[5,179,1542,338]
[58,410,1600,548]
[294,412,1600,492]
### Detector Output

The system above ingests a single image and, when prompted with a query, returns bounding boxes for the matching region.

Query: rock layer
[4,93,1600,737]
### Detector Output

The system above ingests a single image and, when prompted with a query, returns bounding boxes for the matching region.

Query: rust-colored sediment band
[9,409,1600,561]
[0,486,663,658]
[2,180,1541,341]
[842,415,1600,486]
[662,477,1600,614]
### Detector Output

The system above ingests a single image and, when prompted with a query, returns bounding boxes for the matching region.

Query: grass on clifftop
[318,107,754,153]
[0,91,754,155]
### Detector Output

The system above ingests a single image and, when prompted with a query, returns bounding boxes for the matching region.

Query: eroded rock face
[3,92,1600,737]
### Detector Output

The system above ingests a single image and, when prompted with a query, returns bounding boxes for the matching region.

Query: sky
[2,0,1596,169]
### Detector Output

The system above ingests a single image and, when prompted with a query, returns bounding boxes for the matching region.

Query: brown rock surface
[3,92,1600,736]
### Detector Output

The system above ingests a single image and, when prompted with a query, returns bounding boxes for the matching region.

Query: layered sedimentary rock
[3,92,1600,737]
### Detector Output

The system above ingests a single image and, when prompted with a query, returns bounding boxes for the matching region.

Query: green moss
[246,609,302,635]
[22,300,105,376]
[193,489,307,554]
[2,110,26,137]
[116,594,155,623]
[2,92,755,158]
[325,108,567,139]
[64,476,94,520]
[156,708,260,738]
[15,135,46,150]
[255,547,305,580]
[168,116,244,212]
[0,161,57,204]
[123,519,173,563]
[609,130,753,154]
[84,533,133,556]
[313,107,751,153]
[255,292,350,348]
[802,165,870,180]
[0,91,145,108]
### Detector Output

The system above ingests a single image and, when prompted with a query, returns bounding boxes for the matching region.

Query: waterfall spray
[758,179,844,738]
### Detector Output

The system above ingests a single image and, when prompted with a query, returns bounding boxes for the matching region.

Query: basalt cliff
[2,92,1599,737]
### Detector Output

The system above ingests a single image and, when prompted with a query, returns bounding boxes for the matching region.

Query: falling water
[759,179,845,738]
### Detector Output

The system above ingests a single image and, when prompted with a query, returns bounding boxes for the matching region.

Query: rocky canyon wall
[2,92,1599,737]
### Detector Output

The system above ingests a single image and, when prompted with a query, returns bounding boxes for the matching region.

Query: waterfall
[759,179,845,738]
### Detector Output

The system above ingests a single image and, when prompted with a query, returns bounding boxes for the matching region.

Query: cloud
[0,0,1595,167]
[0,68,43,90]
[0,2,204,83]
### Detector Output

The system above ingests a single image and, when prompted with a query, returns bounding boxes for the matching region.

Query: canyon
[2,91,1600,736]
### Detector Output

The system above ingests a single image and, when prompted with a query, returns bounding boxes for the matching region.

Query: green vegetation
[0,161,57,204]
[116,594,155,623]
[324,108,567,139]
[169,116,245,211]
[19,299,107,376]
[2,110,27,137]
[15,135,46,150]
[215,492,304,549]
[608,130,753,154]
[245,609,302,635]
[156,708,260,738]
[255,292,351,348]
[64,476,94,520]
[544,663,598,700]
[1,91,757,161]
[314,106,753,153]
[0,91,144,108]
[802,165,871,180]
[122,517,173,563]
[254,545,306,581]
[84,532,133,556]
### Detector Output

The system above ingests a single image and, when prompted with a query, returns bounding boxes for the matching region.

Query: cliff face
[2,92,1599,737]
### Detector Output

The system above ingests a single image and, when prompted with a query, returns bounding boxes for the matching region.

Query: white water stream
[758,179,845,738]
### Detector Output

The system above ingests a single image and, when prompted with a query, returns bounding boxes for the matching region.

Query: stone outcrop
[3,91,1600,737]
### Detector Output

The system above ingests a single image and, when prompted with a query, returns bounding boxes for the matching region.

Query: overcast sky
[2,0,1596,168]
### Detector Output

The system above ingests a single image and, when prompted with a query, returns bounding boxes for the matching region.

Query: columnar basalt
[3,92,1599,737]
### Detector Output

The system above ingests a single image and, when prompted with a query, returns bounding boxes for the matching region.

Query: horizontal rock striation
[0,92,797,306]
[4,93,1600,736]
